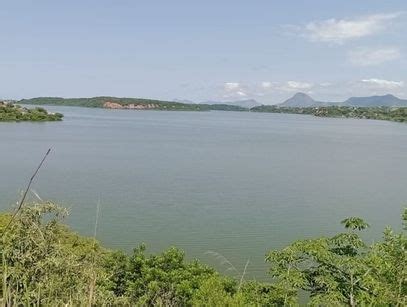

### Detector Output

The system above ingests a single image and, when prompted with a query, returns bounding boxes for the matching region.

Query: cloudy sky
[1,0,406,104]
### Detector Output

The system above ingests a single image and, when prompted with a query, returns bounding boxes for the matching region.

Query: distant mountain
[343,94,407,107]
[230,99,261,108]
[278,93,407,107]
[172,98,195,104]
[278,92,324,107]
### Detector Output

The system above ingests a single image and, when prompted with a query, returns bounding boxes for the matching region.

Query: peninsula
[0,102,63,122]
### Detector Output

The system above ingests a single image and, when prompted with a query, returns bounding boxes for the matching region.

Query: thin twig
[93,197,101,241]
[88,197,101,307]
[30,189,43,202]
[238,259,250,291]
[2,148,51,237]
[205,250,239,274]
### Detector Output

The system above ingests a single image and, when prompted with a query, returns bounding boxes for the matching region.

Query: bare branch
[2,148,51,237]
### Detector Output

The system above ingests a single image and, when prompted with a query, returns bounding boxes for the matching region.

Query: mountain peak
[293,92,312,98]
[279,92,318,107]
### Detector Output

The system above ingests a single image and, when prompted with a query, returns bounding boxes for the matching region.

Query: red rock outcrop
[103,101,160,109]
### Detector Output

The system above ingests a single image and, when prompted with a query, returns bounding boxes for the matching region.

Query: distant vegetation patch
[251,105,407,123]
[0,102,63,122]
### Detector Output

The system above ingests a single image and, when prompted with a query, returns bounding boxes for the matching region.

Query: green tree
[266,210,407,306]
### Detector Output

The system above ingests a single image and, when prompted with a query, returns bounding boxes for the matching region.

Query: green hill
[19,96,247,111]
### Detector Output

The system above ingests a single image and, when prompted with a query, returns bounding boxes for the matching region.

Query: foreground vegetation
[19,97,247,112]
[251,105,407,123]
[0,203,405,305]
[0,103,63,122]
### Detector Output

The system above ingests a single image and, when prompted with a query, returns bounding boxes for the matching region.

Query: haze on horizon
[1,0,406,104]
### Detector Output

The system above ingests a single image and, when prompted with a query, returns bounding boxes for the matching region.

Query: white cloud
[236,91,247,97]
[286,81,313,90]
[305,13,401,43]
[360,78,404,89]
[257,80,314,94]
[261,81,272,88]
[319,82,332,87]
[222,82,249,99]
[224,82,240,91]
[348,47,401,66]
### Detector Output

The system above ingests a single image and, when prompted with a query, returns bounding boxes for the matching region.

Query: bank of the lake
[251,105,407,123]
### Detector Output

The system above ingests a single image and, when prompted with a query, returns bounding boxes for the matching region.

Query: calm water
[1,106,406,279]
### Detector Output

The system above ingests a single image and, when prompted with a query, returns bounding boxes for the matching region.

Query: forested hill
[19,97,247,111]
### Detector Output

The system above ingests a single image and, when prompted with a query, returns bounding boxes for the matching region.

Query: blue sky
[1,0,406,103]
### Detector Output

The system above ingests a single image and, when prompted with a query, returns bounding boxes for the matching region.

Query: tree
[266,210,407,306]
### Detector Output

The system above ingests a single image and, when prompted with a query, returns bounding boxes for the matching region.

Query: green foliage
[0,203,109,305]
[118,244,220,305]
[0,203,241,305]
[191,277,244,306]
[341,217,370,230]
[0,103,63,122]
[239,281,291,306]
[0,203,405,305]
[266,214,407,306]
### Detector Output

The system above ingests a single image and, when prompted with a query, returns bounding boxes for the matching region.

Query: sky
[1,0,406,104]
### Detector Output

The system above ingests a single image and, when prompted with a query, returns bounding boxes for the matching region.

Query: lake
[1,106,406,279]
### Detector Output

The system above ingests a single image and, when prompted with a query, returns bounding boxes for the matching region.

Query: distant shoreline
[19,96,248,112]
[19,96,407,124]
[251,105,407,123]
